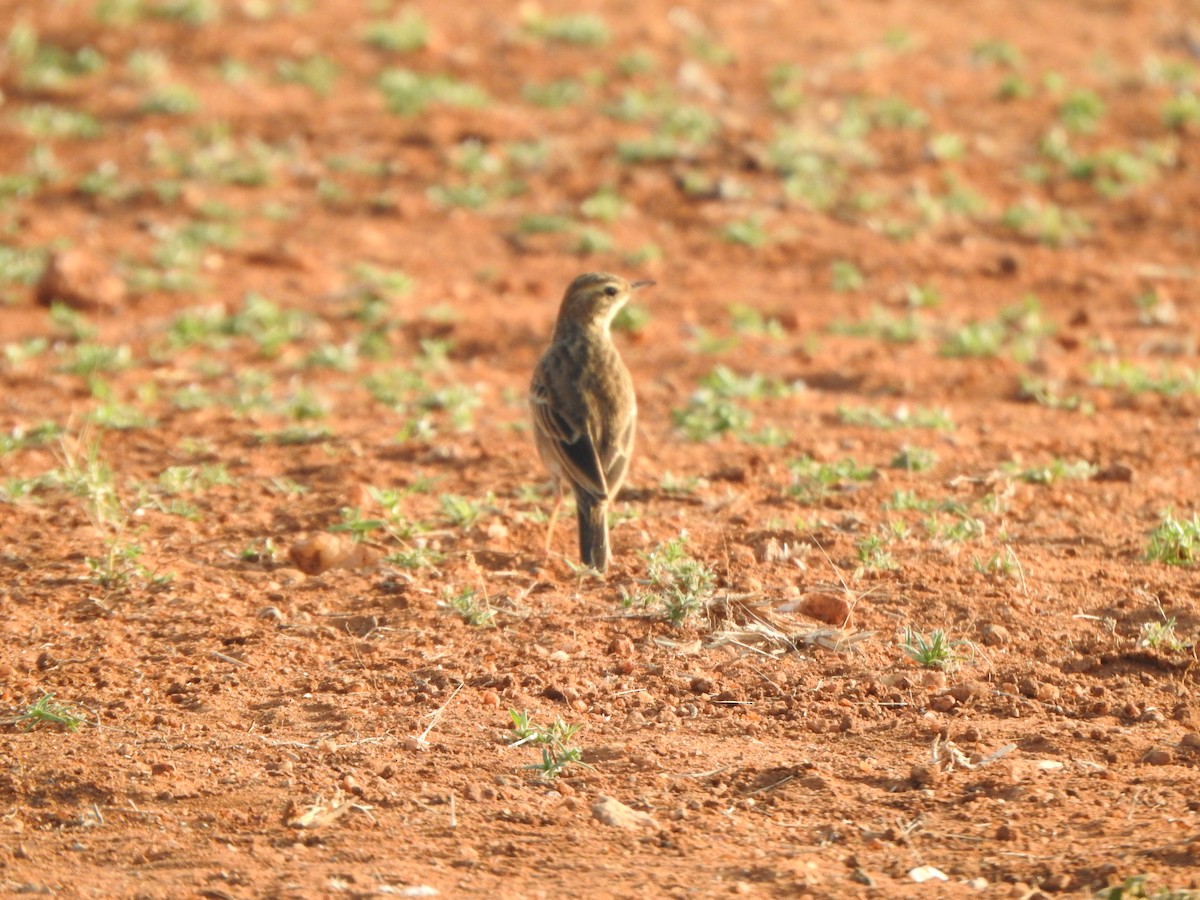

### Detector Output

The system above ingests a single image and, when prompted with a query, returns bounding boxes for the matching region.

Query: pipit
[529,272,654,572]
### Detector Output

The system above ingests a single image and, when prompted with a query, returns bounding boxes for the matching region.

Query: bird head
[555,272,655,335]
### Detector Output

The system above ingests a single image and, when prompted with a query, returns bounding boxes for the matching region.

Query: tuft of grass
[1145,511,1199,567]
[362,10,430,53]
[624,533,715,627]
[891,445,938,472]
[787,456,876,504]
[1007,457,1097,485]
[439,586,494,627]
[508,709,589,778]
[1090,361,1200,397]
[1137,616,1190,652]
[839,405,954,431]
[830,260,866,292]
[13,694,87,732]
[900,627,973,671]
[1098,875,1200,900]
[522,12,610,46]
[378,69,488,116]
[720,216,770,248]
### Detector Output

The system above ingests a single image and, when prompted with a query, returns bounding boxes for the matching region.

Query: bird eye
[603,285,619,297]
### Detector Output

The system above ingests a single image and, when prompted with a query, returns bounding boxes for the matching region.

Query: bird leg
[544,479,565,554]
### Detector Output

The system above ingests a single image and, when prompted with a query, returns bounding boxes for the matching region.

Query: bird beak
[630,280,656,290]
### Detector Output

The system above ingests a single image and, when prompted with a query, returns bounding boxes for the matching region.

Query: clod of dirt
[981,623,1011,646]
[288,533,381,575]
[1092,463,1134,483]
[592,795,658,830]
[798,593,851,626]
[35,248,127,312]
[1142,748,1173,766]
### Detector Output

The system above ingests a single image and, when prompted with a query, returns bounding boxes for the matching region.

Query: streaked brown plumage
[529,272,653,571]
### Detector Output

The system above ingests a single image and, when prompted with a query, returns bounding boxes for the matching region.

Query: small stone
[909,765,939,787]
[288,533,351,575]
[1179,733,1200,750]
[36,248,127,312]
[996,823,1020,841]
[1092,463,1133,483]
[929,695,956,712]
[1142,748,1172,766]
[1042,873,1072,892]
[948,681,984,703]
[607,635,634,656]
[592,795,658,830]
[799,592,851,626]
[981,623,1011,646]
[1036,683,1061,703]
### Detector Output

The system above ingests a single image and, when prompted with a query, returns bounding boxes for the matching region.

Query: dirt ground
[2,1,1200,897]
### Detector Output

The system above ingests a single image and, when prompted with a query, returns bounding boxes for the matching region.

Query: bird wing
[530,357,608,499]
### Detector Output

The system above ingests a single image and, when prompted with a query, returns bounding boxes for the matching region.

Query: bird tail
[575,492,610,572]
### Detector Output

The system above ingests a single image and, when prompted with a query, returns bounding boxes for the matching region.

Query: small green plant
[1016,376,1093,413]
[856,534,896,571]
[839,405,954,431]
[362,10,430,53]
[0,421,62,455]
[440,493,488,529]
[87,537,170,591]
[900,627,973,670]
[1007,457,1097,485]
[720,215,770,248]
[612,303,651,334]
[275,54,339,97]
[1058,89,1105,134]
[1000,199,1089,247]
[330,507,389,543]
[672,395,752,442]
[729,304,785,339]
[1137,617,1190,652]
[508,709,589,778]
[787,457,876,504]
[377,69,488,116]
[924,512,986,544]
[1098,875,1200,900]
[439,586,494,627]
[891,445,937,472]
[1090,361,1200,397]
[14,694,86,732]
[1145,511,1199,566]
[156,463,234,495]
[625,533,715,627]
[830,259,865,292]
[830,307,927,343]
[385,545,445,571]
[1163,91,1200,130]
[971,39,1023,69]
[973,546,1021,580]
[140,83,201,115]
[522,11,610,46]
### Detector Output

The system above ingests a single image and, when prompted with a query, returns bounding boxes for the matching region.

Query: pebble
[980,623,1011,646]
[591,795,658,830]
[798,593,851,626]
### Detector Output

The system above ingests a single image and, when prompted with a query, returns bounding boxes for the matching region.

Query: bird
[529,272,654,572]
